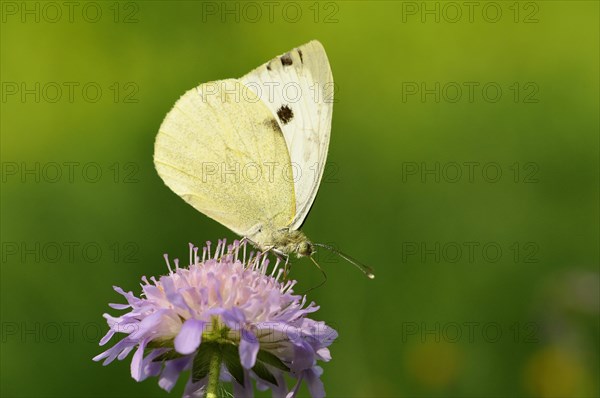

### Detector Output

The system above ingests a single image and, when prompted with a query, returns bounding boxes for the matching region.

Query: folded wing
[154,79,296,236]
[240,40,334,230]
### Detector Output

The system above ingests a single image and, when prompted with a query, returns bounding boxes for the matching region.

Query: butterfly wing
[240,40,334,230]
[154,79,296,237]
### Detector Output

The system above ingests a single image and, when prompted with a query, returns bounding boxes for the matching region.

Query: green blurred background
[1,1,598,397]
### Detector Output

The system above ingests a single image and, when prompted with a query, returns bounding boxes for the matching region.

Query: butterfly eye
[298,242,312,257]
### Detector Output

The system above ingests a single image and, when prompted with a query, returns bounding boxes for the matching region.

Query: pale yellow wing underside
[241,40,333,230]
[154,79,296,237]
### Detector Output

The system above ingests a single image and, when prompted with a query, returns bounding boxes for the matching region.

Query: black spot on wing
[266,62,272,71]
[263,118,281,132]
[280,53,293,66]
[276,105,294,125]
[298,49,303,63]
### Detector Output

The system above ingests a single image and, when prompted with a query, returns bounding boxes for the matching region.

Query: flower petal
[129,310,167,340]
[316,347,331,362]
[291,340,315,372]
[175,318,205,355]
[183,376,207,398]
[255,370,288,398]
[159,357,191,392]
[233,369,254,398]
[94,338,135,365]
[285,372,304,398]
[109,303,131,310]
[130,338,149,381]
[117,345,135,360]
[98,329,115,346]
[239,329,259,369]
[305,367,325,398]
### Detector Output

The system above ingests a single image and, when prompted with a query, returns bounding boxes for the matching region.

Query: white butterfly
[154,40,373,278]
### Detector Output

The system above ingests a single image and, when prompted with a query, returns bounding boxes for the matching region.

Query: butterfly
[154,40,373,278]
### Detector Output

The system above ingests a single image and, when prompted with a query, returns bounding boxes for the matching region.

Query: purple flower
[94,240,337,397]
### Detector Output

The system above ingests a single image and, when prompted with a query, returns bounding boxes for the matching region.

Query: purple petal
[159,357,191,392]
[94,339,135,365]
[161,277,193,316]
[117,345,135,360]
[109,303,131,310]
[239,329,259,369]
[220,363,233,382]
[143,285,164,301]
[272,372,289,398]
[143,359,162,379]
[130,338,149,381]
[316,347,331,362]
[233,369,254,398]
[305,367,325,398]
[291,340,315,372]
[255,370,288,398]
[285,373,304,398]
[98,329,115,346]
[129,310,166,340]
[92,351,110,363]
[183,377,207,398]
[141,348,170,378]
[113,286,141,306]
[297,319,338,348]
[218,307,246,325]
[175,318,205,355]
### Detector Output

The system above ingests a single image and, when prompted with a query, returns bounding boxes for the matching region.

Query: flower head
[94,239,337,397]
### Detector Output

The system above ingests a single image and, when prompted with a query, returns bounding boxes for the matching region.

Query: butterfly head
[296,240,314,257]
[265,229,314,258]
[262,229,374,279]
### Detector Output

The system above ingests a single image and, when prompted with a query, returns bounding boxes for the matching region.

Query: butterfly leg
[241,236,261,249]
[283,257,291,279]
[272,250,291,280]
[260,247,292,279]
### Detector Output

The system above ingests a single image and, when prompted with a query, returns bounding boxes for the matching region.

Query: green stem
[205,345,223,398]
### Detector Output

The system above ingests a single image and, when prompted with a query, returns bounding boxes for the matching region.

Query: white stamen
[220,240,226,258]
[193,246,199,265]
[243,241,247,263]
[163,254,173,274]
[275,268,284,282]
[270,259,280,277]
[206,241,212,259]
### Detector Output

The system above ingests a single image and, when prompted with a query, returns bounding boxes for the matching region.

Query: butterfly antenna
[300,255,328,294]
[313,243,375,279]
